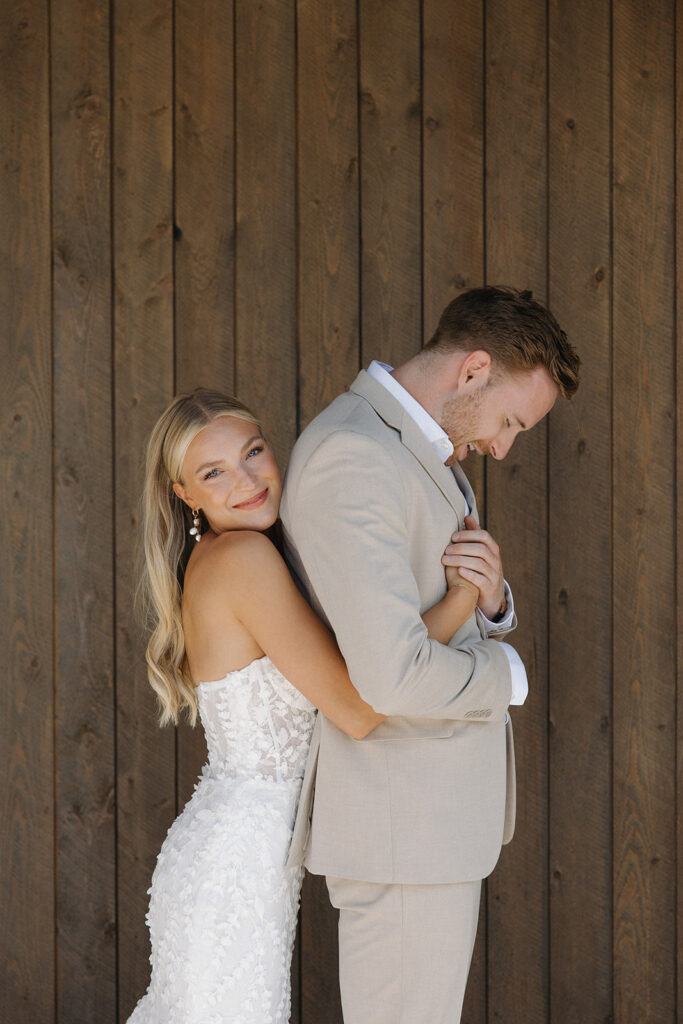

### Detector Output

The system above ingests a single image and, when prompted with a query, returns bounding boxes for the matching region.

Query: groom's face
[441,364,558,462]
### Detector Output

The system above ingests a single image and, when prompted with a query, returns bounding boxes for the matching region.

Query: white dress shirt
[367,360,528,706]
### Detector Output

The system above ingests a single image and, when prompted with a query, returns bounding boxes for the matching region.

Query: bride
[127,387,480,1024]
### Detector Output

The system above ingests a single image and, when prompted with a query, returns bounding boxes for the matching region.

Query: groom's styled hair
[425,286,580,399]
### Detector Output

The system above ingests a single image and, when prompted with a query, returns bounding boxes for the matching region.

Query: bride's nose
[233,463,258,489]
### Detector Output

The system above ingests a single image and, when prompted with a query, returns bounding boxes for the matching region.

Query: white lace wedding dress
[127,656,317,1024]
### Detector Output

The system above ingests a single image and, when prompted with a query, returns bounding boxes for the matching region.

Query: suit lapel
[450,460,477,519]
[349,371,469,522]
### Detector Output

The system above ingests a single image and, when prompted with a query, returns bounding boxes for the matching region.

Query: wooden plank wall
[0,2,680,1022]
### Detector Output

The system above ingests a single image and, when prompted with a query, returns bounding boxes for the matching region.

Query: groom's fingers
[442,539,501,574]
[442,525,505,619]
[450,527,500,555]
[442,552,495,575]
[443,541,496,560]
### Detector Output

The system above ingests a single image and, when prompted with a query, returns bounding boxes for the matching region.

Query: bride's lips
[233,488,269,511]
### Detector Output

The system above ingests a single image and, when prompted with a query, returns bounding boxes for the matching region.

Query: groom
[281,286,580,1022]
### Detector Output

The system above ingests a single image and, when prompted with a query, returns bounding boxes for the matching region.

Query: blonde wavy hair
[141,388,260,726]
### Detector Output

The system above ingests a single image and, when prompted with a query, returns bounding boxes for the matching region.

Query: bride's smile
[173,414,282,535]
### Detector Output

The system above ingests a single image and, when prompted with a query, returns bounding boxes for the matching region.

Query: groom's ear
[458,349,492,390]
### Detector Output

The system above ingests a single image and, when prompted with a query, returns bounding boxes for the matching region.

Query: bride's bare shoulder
[185,530,284,597]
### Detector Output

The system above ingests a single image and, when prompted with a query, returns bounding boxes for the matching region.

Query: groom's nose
[489,435,514,460]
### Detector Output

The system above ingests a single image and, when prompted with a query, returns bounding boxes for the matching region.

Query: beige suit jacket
[281,371,517,884]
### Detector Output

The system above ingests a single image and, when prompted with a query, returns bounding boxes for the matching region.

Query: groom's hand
[441,514,506,621]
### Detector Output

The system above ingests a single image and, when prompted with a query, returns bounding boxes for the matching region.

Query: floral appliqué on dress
[127,656,316,1024]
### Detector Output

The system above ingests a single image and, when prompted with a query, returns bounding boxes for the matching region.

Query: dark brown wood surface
[547,1,613,1022]
[51,1,117,1020]
[612,2,677,1021]
[359,0,422,369]
[0,2,54,1023]
[1,2,682,1022]
[677,5,683,1013]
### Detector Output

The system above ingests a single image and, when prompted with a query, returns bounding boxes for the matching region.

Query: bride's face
[173,415,282,535]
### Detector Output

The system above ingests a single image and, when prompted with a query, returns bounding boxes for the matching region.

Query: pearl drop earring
[189,509,202,542]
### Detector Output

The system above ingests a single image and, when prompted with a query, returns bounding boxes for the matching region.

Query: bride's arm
[421,568,480,645]
[220,531,478,738]
[215,531,384,738]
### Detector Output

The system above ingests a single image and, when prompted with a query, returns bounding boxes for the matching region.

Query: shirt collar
[366,361,454,464]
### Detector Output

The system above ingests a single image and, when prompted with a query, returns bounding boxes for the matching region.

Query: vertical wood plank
[547,1,613,1021]
[484,1,549,1020]
[174,0,235,397]
[612,2,676,1020]
[173,0,235,815]
[422,3,486,1018]
[51,1,117,1019]
[296,2,360,1019]
[235,0,297,471]
[677,5,683,1017]
[297,0,359,431]
[422,0,484,326]
[359,0,422,369]
[113,0,175,1016]
[0,3,54,1022]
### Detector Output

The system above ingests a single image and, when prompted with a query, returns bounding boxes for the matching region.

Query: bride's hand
[444,560,480,601]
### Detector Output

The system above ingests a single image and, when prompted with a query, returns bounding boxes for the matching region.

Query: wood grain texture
[484,1,549,1020]
[174,0,235,397]
[422,0,484,324]
[0,2,54,1022]
[677,7,683,1018]
[612,2,676,1020]
[297,0,359,432]
[173,0,235,817]
[547,2,613,1022]
[112,0,176,1017]
[51,1,117,1019]
[359,0,422,368]
[235,0,297,471]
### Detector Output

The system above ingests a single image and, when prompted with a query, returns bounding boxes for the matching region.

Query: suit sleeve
[282,430,512,721]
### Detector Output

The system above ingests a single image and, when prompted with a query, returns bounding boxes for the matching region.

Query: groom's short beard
[440,385,485,452]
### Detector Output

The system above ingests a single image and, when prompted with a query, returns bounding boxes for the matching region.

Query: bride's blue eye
[246,445,264,458]
[203,468,220,480]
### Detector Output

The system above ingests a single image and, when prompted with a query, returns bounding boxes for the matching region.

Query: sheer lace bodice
[127,655,317,1024]
[198,655,316,784]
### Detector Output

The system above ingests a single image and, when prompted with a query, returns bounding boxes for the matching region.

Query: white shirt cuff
[480,580,515,634]
[498,642,528,705]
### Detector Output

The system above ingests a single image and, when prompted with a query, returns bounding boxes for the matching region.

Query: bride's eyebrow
[195,460,223,474]
[194,437,263,475]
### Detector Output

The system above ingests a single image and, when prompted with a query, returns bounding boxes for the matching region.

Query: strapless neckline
[197,654,271,690]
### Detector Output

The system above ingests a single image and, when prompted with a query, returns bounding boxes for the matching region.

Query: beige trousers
[326,876,482,1024]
